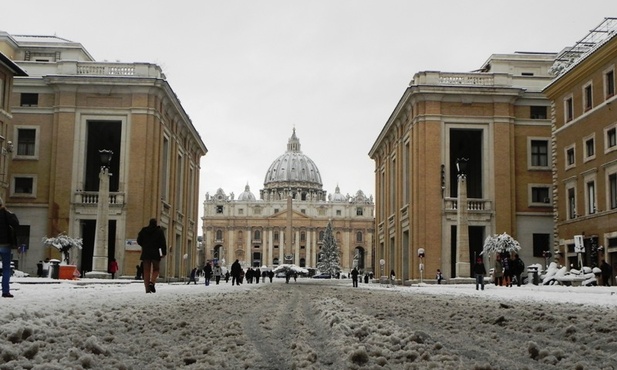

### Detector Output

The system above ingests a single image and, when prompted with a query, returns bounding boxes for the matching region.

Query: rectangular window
[587,181,596,214]
[530,140,549,167]
[566,147,575,167]
[216,205,223,214]
[585,137,595,159]
[610,174,617,210]
[531,187,550,204]
[238,209,244,215]
[530,106,547,119]
[356,207,363,216]
[336,210,341,216]
[565,97,574,122]
[0,74,5,109]
[161,136,170,201]
[390,158,396,213]
[606,70,615,98]
[607,127,617,149]
[568,187,576,219]
[20,93,38,107]
[532,234,550,258]
[17,128,36,156]
[583,84,593,111]
[14,177,34,195]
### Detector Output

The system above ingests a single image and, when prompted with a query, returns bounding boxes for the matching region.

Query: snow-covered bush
[42,232,83,265]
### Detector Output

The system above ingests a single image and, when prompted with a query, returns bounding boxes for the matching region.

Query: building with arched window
[202,129,374,273]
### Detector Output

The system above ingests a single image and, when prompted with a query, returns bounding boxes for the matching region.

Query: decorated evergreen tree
[316,221,341,276]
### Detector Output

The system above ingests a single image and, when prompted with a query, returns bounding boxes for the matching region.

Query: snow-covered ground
[1,276,616,369]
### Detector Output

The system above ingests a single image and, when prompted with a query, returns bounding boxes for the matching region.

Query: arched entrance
[353,247,365,271]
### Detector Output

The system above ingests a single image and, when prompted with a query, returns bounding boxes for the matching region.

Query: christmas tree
[316,220,341,276]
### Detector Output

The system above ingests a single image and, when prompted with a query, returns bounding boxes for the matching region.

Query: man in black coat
[351,268,359,287]
[137,218,167,293]
[231,259,242,286]
[600,260,613,286]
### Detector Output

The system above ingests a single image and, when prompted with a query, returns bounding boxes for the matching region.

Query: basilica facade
[202,129,374,274]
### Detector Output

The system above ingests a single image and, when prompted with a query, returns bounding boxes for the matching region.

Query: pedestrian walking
[231,259,241,286]
[108,258,119,279]
[213,263,222,285]
[474,257,486,291]
[203,262,212,286]
[511,254,525,287]
[0,198,19,298]
[225,271,230,283]
[600,260,613,287]
[187,267,198,284]
[493,255,503,286]
[351,267,359,287]
[501,252,512,287]
[37,260,43,278]
[268,270,274,283]
[137,218,167,294]
[436,269,444,284]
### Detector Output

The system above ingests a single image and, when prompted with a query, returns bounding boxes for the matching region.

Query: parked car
[312,273,332,279]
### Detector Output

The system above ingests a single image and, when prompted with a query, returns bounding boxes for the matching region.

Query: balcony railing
[75,191,125,206]
[413,71,512,87]
[444,198,492,211]
[22,60,165,79]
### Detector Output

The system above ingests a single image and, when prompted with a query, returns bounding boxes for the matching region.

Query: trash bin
[49,259,61,279]
[527,266,539,285]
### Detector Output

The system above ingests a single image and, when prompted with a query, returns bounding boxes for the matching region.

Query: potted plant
[42,232,83,265]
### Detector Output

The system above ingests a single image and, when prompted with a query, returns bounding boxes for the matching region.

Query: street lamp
[86,150,113,278]
[455,158,470,278]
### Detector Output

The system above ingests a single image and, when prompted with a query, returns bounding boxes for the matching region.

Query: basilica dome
[262,129,325,201]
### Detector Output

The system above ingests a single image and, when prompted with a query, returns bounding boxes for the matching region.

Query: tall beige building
[202,129,374,273]
[0,32,207,277]
[543,18,617,282]
[369,52,556,281]
[0,50,27,201]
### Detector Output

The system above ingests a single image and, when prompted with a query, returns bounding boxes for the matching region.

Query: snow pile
[0,278,616,369]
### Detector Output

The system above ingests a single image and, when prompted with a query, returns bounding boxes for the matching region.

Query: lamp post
[86,150,113,278]
[455,158,470,278]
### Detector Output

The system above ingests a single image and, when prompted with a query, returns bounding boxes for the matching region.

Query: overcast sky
[2,1,613,215]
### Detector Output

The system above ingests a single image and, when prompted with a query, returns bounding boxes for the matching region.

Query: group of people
[474,252,525,291]
[350,268,374,286]
[186,259,278,286]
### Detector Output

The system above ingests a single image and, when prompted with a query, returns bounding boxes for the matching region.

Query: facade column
[279,228,285,263]
[246,227,251,267]
[227,228,235,268]
[295,229,300,266]
[268,228,273,268]
[306,229,312,268]
[455,160,470,278]
[87,166,111,278]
